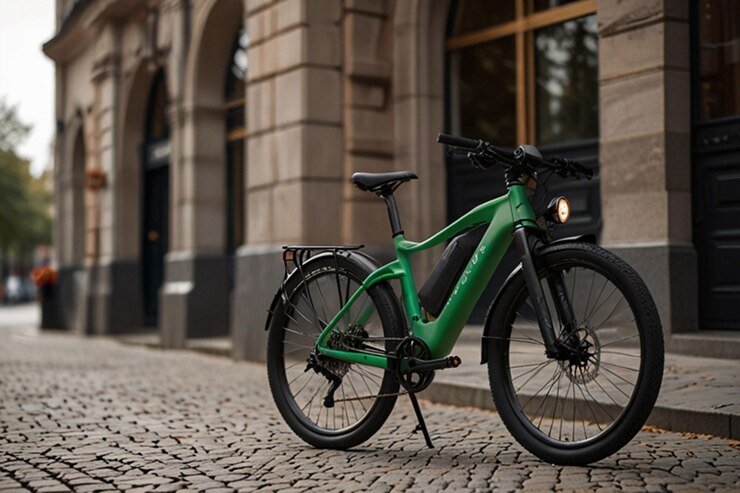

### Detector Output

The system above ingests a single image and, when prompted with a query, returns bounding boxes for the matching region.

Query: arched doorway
[224,28,247,280]
[445,0,601,321]
[141,69,170,326]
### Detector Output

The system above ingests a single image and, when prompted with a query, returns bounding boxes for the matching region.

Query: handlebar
[437,133,480,149]
[437,132,592,180]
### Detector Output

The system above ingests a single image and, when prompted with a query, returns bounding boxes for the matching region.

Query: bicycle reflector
[547,196,571,224]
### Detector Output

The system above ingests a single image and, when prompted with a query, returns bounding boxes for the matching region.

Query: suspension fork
[512,228,561,357]
[548,273,577,336]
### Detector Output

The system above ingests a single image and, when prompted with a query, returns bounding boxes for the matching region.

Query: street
[0,307,738,492]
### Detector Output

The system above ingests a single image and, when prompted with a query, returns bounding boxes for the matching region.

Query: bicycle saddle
[351,171,418,194]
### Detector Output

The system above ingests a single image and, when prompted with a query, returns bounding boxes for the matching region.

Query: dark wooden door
[693,117,740,329]
[142,141,169,327]
[691,0,740,330]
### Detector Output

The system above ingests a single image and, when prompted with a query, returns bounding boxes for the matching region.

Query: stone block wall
[597,0,697,334]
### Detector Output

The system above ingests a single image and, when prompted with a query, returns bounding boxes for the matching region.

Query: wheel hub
[558,324,600,384]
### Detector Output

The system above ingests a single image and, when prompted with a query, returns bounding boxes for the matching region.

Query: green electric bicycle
[266,133,664,466]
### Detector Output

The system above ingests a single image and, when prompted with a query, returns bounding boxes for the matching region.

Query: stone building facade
[44,0,740,360]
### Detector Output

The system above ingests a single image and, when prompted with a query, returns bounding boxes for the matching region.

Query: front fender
[479,234,596,363]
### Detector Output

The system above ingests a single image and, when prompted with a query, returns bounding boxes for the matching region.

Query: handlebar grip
[553,156,593,179]
[569,159,593,179]
[437,133,480,149]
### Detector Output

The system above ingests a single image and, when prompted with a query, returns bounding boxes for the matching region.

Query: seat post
[381,192,404,237]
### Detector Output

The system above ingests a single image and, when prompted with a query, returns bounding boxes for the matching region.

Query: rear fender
[263,250,390,332]
[479,234,596,363]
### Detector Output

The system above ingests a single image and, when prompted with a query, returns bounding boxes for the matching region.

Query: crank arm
[407,355,462,373]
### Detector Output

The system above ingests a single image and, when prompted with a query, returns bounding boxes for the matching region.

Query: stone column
[51,64,72,330]
[84,21,144,335]
[391,0,448,280]
[159,0,233,348]
[232,0,343,361]
[598,0,697,334]
[341,1,396,260]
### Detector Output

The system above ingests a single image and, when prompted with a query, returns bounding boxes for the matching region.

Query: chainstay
[332,391,408,403]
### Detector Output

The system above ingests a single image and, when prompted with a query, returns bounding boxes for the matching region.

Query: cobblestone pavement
[1,328,739,492]
[432,339,740,438]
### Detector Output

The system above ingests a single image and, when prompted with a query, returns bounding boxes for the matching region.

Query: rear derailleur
[305,323,369,408]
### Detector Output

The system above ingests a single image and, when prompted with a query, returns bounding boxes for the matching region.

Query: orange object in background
[30,266,57,287]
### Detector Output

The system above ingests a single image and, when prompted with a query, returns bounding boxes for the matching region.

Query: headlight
[547,196,570,224]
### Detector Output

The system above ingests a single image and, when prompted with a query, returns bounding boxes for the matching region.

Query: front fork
[512,228,575,358]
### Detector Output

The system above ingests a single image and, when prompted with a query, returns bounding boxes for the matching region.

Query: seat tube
[512,227,559,355]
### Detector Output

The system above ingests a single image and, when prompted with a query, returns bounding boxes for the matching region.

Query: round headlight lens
[548,196,570,224]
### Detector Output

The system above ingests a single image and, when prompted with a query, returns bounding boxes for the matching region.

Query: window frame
[446,0,597,144]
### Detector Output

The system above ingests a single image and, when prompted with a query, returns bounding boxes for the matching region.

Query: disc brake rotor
[559,324,601,384]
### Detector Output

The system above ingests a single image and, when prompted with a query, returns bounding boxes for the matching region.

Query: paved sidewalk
[425,338,740,440]
[115,329,740,440]
[2,330,739,492]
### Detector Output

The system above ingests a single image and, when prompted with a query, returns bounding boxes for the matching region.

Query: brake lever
[469,152,496,170]
[551,156,593,180]
[446,146,473,156]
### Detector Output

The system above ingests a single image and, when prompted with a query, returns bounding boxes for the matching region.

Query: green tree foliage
[0,99,52,258]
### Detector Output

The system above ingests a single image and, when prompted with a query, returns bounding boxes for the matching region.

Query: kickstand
[408,392,434,449]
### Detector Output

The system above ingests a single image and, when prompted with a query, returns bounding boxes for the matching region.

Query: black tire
[267,253,405,449]
[487,242,664,465]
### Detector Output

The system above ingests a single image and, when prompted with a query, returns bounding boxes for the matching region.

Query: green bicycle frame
[315,184,539,370]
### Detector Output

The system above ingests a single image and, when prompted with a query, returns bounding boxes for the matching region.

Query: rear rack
[280,244,365,288]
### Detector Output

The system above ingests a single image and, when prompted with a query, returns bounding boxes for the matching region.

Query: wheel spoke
[598,360,639,373]
[515,360,555,393]
[484,335,544,346]
[599,333,639,348]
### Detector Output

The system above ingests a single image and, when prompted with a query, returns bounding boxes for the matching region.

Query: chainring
[395,336,435,393]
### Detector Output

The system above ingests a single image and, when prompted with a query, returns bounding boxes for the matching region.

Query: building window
[447,0,598,147]
[695,0,740,121]
[225,28,247,254]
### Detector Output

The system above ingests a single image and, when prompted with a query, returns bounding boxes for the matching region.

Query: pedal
[448,355,462,368]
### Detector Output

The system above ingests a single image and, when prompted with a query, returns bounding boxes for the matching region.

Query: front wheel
[487,242,664,465]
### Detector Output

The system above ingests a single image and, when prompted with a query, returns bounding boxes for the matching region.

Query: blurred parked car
[3,275,36,304]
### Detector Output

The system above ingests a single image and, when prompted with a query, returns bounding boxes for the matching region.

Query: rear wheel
[487,243,664,465]
[267,253,405,449]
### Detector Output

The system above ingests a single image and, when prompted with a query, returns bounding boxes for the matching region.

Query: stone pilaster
[597,0,697,334]
[391,1,450,281]
[341,1,396,256]
[232,0,344,361]
[83,21,144,334]
[158,0,236,347]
